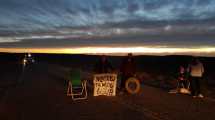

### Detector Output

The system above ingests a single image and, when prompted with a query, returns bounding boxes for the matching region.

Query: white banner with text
[93,74,117,96]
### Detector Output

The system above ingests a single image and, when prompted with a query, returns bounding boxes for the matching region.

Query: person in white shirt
[188,58,204,98]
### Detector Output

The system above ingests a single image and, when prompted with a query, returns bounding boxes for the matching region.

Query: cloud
[0,0,215,31]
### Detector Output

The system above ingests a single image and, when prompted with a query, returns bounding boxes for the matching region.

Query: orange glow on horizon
[0,47,215,56]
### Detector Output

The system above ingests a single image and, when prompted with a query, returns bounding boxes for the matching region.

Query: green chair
[67,70,87,100]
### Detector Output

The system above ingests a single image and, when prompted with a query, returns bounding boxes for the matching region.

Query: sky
[0,0,215,56]
[0,0,215,30]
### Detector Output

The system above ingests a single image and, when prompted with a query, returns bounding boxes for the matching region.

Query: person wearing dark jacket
[94,55,113,74]
[120,53,136,91]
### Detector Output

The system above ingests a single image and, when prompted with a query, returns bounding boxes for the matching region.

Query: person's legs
[121,75,129,91]
[120,75,126,90]
[194,77,199,96]
[196,77,204,98]
[183,80,187,88]
[179,80,187,88]
[179,81,183,88]
[190,77,196,96]
[196,78,201,95]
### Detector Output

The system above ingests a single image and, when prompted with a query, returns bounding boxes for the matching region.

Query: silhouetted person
[178,65,188,88]
[94,55,113,73]
[188,58,204,98]
[120,53,136,91]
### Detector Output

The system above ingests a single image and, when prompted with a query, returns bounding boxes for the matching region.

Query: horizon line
[0,46,215,57]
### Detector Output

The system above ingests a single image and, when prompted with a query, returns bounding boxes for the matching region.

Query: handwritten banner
[93,74,117,96]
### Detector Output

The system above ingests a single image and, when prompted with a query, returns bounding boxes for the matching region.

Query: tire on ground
[125,77,141,94]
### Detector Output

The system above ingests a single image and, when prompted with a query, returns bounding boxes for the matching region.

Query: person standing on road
[94,55,113,74]
[188,58,204,98]
[120,53,136,91]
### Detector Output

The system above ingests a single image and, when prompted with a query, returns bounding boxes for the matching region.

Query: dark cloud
[0,0,215,31]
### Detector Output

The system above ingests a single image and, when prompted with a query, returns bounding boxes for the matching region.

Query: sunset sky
[0,0,215,56]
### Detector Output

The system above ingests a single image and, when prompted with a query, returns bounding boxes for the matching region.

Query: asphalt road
[0,62,215,120]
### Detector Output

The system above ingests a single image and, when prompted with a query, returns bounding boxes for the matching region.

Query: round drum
[125,77,141,94]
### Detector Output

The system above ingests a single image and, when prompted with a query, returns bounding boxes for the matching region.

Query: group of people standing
[94,54,205,98]
[94,53,136,93]
[178,58,204,98]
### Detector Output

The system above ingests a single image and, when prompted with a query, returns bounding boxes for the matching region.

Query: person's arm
[187,65,191,73]
[120,59,125,74]
[131,60,137,76]
[201,63,204,74]
[94,62,99,73]
[107,61,114,73]
[109,61,113,70]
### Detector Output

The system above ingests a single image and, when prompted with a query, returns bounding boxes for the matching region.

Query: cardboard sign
[93,74,117,96]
